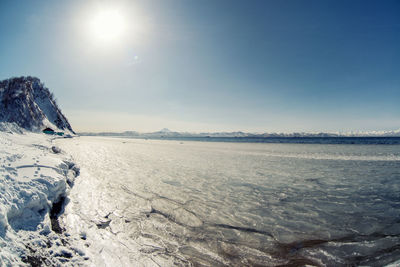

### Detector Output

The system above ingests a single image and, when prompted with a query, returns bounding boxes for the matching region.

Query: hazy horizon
[1,0,399,133]
[76,123,400,136]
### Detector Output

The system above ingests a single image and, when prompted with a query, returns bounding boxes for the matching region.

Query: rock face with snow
[0,76,74,133]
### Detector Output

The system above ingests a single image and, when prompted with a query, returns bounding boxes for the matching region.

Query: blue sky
[0,0,399,132]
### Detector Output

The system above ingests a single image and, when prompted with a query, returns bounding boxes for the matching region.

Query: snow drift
[0,130,87,265]
[0,76,74,133]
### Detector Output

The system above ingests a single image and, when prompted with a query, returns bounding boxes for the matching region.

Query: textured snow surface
[56,136,400,266]
[0,129,85,266]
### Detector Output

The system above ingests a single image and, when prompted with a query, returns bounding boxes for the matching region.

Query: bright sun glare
[89,9,126,44]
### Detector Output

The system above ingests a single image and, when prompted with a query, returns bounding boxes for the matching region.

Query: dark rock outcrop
[0,76,74,133]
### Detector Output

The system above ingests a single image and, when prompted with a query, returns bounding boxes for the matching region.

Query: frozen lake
[57,136,400,266]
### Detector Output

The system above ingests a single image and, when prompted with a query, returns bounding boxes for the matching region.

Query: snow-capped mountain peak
[159,128,172,133]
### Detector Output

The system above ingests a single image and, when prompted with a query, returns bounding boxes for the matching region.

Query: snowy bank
[0,127,85,266]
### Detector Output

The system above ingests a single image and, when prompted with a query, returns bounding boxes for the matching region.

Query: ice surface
[56,136,400,266]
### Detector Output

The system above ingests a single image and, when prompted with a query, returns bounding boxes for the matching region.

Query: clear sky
[0,0,399,133]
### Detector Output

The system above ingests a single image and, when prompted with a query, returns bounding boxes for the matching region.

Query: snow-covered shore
[2,130,400,266]
[0,128,85,266]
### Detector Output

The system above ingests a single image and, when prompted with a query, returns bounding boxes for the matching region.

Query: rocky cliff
[0,76,74,133]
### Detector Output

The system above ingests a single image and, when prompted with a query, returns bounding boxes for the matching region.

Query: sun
[88,9,126,44]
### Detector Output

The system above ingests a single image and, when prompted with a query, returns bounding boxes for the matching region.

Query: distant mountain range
[80,128,400,138]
